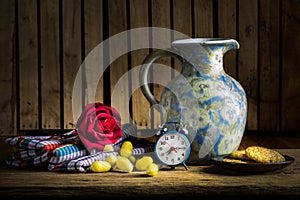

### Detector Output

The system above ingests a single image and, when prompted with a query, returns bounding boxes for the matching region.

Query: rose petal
[76,102,123,152]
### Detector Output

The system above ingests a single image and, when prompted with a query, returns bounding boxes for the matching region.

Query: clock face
[155,131,191,166]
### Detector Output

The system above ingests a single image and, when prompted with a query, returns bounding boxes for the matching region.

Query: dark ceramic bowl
[211,155,295,173]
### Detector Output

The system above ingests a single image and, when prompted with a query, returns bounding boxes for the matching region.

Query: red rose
[76,102,122,152]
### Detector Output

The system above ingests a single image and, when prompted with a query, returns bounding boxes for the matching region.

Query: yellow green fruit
[120,149,132,158]
[135,156,153,171]
[120,141,133,158]
[116,156,133,173]
[90,160,111,172]
[121,141,133,150]
[146,163,159,177]
[129,155,136,164]
[103,145,114,152]
[106,154,118,167]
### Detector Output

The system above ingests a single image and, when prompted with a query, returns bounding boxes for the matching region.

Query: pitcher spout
[172,38,239,53]
[172,38,240,75]
[201,38,239,48]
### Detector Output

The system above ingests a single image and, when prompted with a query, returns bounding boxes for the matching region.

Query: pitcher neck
[172,38,239,75]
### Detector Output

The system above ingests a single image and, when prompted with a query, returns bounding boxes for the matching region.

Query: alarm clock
[154,122,191,169]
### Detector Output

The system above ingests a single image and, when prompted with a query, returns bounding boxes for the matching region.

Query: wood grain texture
[0,149,300,198]
[130,0,151,129]
[151,0,172,129]
[62,0,82,129]
[259,0,280,131]
[281,0,300,131]
[238,0,258,130]
[173,0,192,40]
[0,0,299,136]
[109,0,130,124]
[40,0,60,129]
[0,0,16,135]
[84,0,104,105]
[173,0,192,72]
[218,0,237,78]
[194,0,213,37]
[18,0,39,130]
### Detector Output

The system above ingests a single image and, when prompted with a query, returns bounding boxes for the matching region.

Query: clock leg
[183,162,189,170]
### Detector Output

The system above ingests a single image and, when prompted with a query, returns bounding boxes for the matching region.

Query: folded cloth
[48,146,153,172]
[6,149,45,161]
[48,151,118,172]
[5,123,152,172]
[5,158,33,167]
[4,130,78,150]
[4,130,79,167]
[6,149,55,167]
[5,135,59,148]
[48,124,135,166]
[49,143,88,165]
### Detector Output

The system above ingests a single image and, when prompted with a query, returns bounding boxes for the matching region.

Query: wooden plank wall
[0,0,299,136]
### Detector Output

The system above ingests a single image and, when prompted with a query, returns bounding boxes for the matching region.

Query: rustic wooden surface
[218,0,237,79]
[130,0,151,130]
[40,0,61,129]
[282,0,300,131]
[0,0,16,135]
[151,0,172,129]
[84,0,104,106]
[1,0,299,135]
[18,0,39,130]
[238,0,258,130]
[0,146,299,199]
[62,0,82,130]
[259,0,281,131]
[109,0,130,124]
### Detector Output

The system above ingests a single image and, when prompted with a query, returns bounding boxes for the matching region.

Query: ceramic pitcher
[139,38,247,164]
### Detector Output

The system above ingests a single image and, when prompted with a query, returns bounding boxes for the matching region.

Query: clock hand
[163,139,172,148]
[175,147,186,150]
[164,148,172,155]
[164,146,178,155]
[170,146,178,153]
[162,140,178,153]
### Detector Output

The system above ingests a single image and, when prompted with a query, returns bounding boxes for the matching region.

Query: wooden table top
[0,149,299,200]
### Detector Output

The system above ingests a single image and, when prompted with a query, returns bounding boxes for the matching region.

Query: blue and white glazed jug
[140,38,247,164]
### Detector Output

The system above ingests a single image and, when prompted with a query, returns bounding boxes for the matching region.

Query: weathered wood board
[0,0,299,135]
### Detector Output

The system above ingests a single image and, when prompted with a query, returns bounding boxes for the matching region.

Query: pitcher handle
[139,49,184,106]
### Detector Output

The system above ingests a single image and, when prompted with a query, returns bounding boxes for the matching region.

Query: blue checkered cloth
[50,143,88,164]
[5,130,78,150]
[7,149,45,160]
[5,149,54,167]
[4,124,154,172]
[4,130,79,167]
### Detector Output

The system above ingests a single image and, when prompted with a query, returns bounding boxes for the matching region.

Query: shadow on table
[200,164,285,176]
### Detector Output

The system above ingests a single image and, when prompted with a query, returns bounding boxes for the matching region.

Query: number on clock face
[155,131,190,166]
